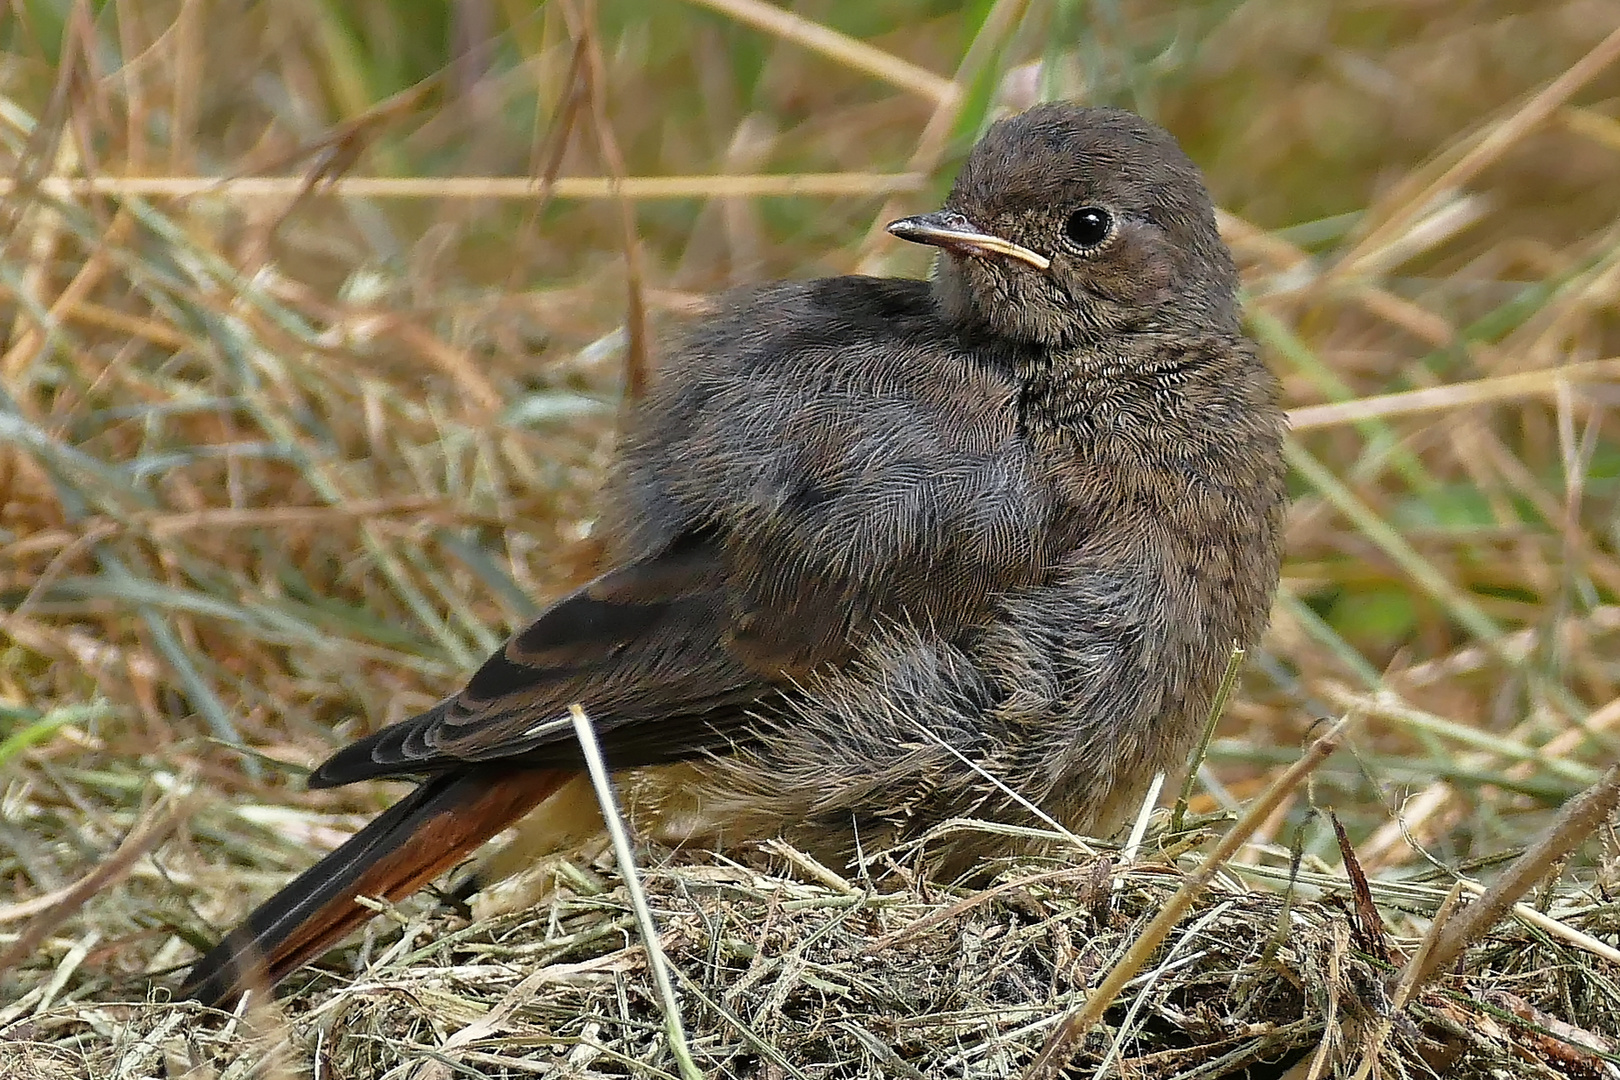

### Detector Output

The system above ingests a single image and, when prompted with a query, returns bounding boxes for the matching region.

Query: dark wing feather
[310,535,785,788]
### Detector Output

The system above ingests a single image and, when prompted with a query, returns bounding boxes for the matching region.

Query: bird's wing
[309,534,787,788]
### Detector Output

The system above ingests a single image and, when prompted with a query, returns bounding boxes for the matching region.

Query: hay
[6,827,1618,1078]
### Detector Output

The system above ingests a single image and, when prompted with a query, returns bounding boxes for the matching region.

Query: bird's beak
[885,210,1052,271]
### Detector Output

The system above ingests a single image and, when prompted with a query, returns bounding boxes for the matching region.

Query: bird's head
[888,103,1239,348]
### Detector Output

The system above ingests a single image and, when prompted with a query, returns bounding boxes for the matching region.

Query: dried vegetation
[3,1,1620,1076]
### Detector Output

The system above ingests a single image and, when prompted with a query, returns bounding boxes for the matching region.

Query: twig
[1020,718,1348,1080]
[0,778,196,974]
[506,33,588,293]
[1392,882,1465,1013]
[1120,771,1164,871]
[1337,21,1620,276]
[1404,763,1620,993]
[559,0,650,402]
[1171,645,1245,833]
[568,704,702,1080]
[676,0,957,104]
[901,710,1095,857]
[1288,357,1620,431]
[855,0,1030,268]
[1348,880,1468,1080]
[0,173,925,199]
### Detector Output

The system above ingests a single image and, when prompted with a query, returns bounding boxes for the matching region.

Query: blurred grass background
[3,0,1620,1013]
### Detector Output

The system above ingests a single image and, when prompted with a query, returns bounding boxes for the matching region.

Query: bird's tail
[181,767,568,1007]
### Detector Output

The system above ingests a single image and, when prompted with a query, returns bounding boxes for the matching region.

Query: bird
[180,101,1288,1007]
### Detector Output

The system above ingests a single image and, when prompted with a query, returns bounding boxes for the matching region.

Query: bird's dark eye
[1064,207,1112,249]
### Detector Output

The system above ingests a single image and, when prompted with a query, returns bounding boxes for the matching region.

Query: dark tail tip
[177,927,275,1007]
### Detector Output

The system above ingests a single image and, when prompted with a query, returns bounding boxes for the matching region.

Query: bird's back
[605,276,1058,667]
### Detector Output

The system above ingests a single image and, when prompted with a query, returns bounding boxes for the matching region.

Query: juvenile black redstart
[182,102,1287,1005]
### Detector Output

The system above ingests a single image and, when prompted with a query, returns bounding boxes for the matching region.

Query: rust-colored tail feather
[182,767,567,1006]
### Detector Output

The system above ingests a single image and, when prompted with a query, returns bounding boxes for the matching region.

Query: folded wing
[311,534,787,788]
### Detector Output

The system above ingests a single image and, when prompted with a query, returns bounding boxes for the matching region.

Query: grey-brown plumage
[183,102,1286,1004]
[613,104,1287,863]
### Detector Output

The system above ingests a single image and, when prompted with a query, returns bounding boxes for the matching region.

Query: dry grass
[4,1,1620,1076]
[12,848,1620,1078]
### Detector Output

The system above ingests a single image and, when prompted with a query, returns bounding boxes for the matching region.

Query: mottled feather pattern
[687,334,1285,869]
[613,278,1055,613]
